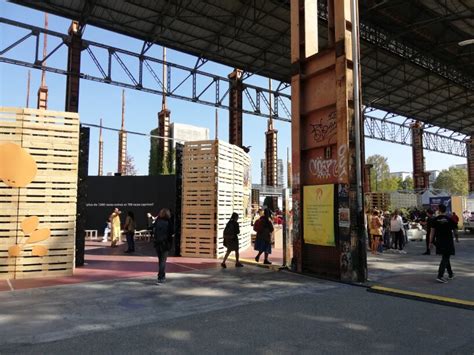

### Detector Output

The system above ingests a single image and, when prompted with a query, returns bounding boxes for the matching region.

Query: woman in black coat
[221,212,243,268]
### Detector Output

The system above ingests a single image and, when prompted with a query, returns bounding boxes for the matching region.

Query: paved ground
[367,233,474,302]
[0,266,473,354]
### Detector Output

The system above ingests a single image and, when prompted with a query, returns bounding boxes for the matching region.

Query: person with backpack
[123,211,136,253]
[221,212,244,268]
[153,208,174,284]
[253,208,274,265]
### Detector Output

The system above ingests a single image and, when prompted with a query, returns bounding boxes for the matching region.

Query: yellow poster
[303,184,335,246]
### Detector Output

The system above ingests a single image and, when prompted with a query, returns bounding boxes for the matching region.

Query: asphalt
[367,232,474,303]
[0,266,473,354]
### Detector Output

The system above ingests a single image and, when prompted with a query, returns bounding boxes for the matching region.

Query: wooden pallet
[181,140,251,258]
[0,107,79,280]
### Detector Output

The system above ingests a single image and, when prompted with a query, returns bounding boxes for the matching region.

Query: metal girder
[0,17,291,122]
[364,114,468,157]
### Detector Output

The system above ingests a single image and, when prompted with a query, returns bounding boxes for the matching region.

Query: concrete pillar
[468,136,474,195]
[290,0,366,281]
[411,122,429,191]
[65,21,82,113]
[228,69,243,147]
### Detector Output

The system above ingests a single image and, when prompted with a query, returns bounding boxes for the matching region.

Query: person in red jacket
[451,212,459,243]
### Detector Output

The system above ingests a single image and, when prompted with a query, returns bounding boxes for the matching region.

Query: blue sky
[0,2,466,182]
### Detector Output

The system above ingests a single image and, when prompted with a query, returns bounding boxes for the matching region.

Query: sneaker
[235,262,244,267]
[422,251,430,255]
[255,256,260,262]
[448,274,455,280]
[156,278,165,284]
[221,262,227,269]
[436,277,448,283]
[263,260,272,265]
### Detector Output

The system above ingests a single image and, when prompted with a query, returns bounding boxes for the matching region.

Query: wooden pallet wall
[0,107,79,279]
[181,140,251,258]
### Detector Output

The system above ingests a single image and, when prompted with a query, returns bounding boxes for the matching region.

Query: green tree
[366,154,391,192]
[433,167,468,195]
[397,176,414,191]
[149,129,175,175]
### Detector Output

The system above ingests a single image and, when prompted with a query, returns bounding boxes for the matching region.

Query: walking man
[430,204,456,283]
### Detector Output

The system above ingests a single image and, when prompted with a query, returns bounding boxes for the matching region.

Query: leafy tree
[149,130,175,175]
[366,154,391,192]
[433,167,468,196]
[397,176,414,191]
[124,153,137,176]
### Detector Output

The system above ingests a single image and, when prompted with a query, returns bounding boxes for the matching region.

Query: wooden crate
[0,107,79,279]
[365,192,391,212]
[181,140,252,258]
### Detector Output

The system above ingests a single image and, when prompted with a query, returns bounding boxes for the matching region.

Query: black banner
[85,175,176,234]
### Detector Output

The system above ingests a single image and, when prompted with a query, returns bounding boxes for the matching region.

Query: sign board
[303,184,335,246]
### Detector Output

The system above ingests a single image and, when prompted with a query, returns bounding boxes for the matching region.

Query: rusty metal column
[411,122,429,191]
[467,136,474,195]
[364,164,373,193]
[65,21,82,113]
[65,21,86,266]
[290,0,366,281]
[228,69,243,147]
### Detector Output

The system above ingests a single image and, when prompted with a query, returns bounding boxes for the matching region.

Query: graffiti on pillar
[337,144,348,182]
[309,157,337,179]
[310,111,337,143]
[340,241,352,278]
[0,143,51,257]
[292,200,300,239]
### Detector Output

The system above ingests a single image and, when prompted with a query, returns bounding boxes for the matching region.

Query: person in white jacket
[390,210,404,251]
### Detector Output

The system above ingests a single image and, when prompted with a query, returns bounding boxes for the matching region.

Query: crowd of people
[369,204,459,283]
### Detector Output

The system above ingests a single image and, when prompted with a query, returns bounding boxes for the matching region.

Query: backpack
[153,219,169,243]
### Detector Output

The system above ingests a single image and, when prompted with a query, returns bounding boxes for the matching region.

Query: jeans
[126,231,135,251]
[438,254,453,278]
[155,245,168,280]
[391,231,404,250]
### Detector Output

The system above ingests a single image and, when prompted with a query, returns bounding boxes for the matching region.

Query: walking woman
[370,210,383,255]
[153,208,174,284]
[124,211,136,253]
[254,208,274,265]
[110,208,122,247]
[221,212,244,268]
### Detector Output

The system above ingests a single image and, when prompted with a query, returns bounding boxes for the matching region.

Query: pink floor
[0,241,222,292]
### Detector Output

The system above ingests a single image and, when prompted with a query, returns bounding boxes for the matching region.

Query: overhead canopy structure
[12,0,474,135]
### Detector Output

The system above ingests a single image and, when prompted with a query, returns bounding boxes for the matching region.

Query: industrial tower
[37,13,48,110]
[98,118,104,176]
[117,89,127,175]
[265,79,278,188]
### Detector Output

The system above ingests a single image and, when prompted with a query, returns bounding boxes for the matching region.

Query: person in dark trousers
[254,208,274,265]
[221,212,244,268]
[430,204,456,283]
[422,209,434,255]
[451,212,459,243]
[124,211,136,253]
[153,208,174,284]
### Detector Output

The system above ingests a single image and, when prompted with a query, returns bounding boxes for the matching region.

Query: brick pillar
[411,122,428,191]
[228,69,243,147]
